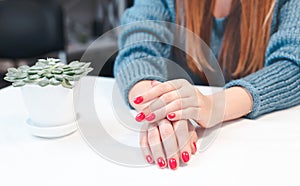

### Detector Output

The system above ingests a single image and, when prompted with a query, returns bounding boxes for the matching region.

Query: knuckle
[190,108,199,119]
[159,94,170,105]
[160,92,178,104]
[159,83,170,93]
[159,124,173,139]
[174,126,186,137]
[173,99,183,110]
[179,79,189,85]
[147,130,158,143]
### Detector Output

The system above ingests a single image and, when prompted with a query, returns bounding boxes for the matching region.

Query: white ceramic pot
[21,84,79,138]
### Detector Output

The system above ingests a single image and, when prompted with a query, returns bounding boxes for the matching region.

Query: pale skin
[129,0,253,170]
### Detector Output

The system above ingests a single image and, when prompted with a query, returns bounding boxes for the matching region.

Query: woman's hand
[128,80,199,170]
[140,119,198,170]
[132,79,219,128]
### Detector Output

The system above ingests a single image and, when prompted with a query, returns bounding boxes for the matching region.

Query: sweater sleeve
[113,0,175,101]
[225,0,300,119]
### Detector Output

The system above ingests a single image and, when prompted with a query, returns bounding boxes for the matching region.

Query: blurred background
[0,0,134,88]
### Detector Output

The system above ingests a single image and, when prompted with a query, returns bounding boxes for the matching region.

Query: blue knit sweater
[114,0,300,119]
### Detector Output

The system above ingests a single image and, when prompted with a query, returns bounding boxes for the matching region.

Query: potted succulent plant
[4,58,93,138]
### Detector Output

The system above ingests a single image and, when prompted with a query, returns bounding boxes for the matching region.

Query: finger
[167,107,200,121]
[190,131,198,154]
[133,79,188,105]
[172,120,191,164]
[139,123,153,164]
[147,123,167,169]
[144,90,183,115]
[142,87,196,115]
[167,108,213,128]
[151,80,161,87]
[142,97,198,123]
[187,120,198,154]
[158,119,180,170]
[166,107,211,128]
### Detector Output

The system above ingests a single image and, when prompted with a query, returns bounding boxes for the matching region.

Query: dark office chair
[0,0,65,61]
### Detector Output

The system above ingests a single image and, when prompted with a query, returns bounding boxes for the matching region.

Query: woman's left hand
[133,79,217,128]
[140,119,198,170]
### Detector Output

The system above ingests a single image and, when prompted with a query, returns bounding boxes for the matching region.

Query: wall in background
[0,0,133,88]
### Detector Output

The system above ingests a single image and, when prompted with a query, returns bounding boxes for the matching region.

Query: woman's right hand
[140,119,198,170]
[129,80,198,170]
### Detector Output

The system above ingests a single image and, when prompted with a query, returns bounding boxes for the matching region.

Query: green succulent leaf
[12,81,26,87]
[47,58,60,63]
[83,63,91,69]
[62,78,73,89]
[4,76,17,82]
[64,71,75,76]
[23,78,35,83]
[30,66,43,71]
[86,67,93,73]
[7,68,18,73]
[69,61,79,66]
[18,65,30,71]
[45,73,54,79]
[52,69,63,74]
[28,74,40,80]
[28,70,39,75]
[36,62,48,67]
[15,72,27,79]
[74,69,84,75]
[6,72,16,77]
[62,66,71,70]
[38,70,47,76]
[54,75,63,81]
[38,59,47,63]
[38,78,50,87]
[64,76,73,81]
[73,75,81,81]
[4,58,93,88]
[50,78,61,86]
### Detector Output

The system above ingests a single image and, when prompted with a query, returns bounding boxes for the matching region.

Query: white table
[0,76,299,186]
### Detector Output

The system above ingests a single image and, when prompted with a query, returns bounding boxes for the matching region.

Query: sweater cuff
[225,61,300,119]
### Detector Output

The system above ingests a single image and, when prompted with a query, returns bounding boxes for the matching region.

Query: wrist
[223,87,253,121]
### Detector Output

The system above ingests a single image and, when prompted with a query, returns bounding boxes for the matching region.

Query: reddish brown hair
[176,0,275,79]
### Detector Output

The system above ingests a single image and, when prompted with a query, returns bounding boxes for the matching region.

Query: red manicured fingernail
[145,113,155,121]
[157,157,166,168]
[135,112,145,122]
[181,151,190,163]
[193,142,197,152]
[167,113,176,120]
[133,96,143,104]
[168,158,177,170]
[146,155,153,164]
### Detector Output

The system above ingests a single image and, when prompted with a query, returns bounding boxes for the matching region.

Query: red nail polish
[167,113,176,120]
[146,155,153,164]
[168,158,177,170]
[145,113,155,121]
[193,142,197,152]
[133,96,143,104]
[181,151,190,163]
[135,112,145,122]
[157,157,166,168]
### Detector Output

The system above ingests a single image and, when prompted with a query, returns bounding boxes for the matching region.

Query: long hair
[176,0,276,80]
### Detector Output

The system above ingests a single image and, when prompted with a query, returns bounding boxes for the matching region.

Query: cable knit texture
[114,0,300,119]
